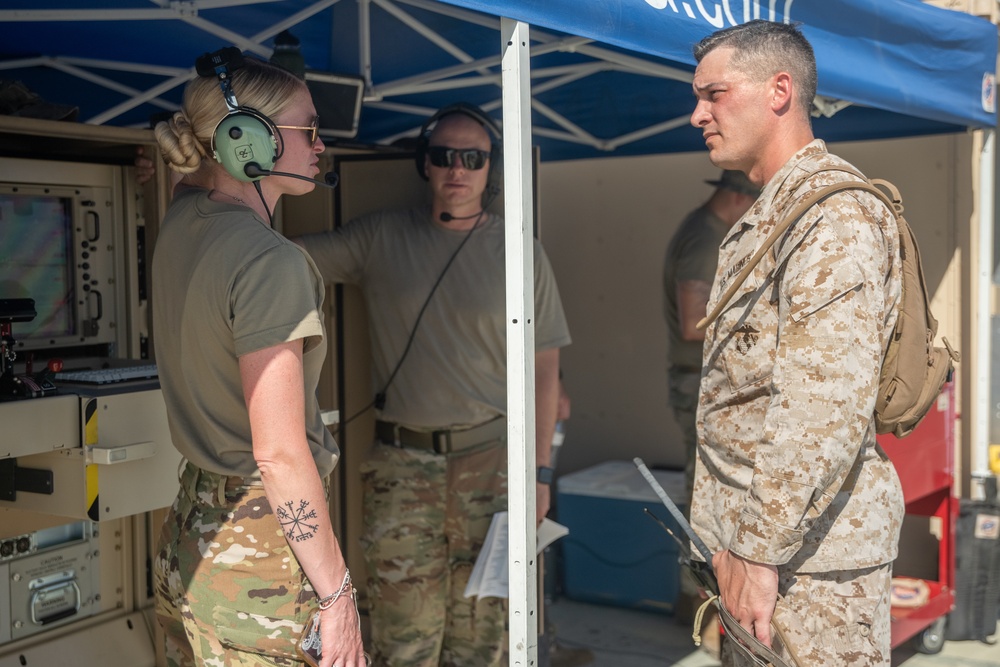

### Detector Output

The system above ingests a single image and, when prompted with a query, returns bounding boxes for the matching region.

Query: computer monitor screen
[0,193,75,340]
[305,71,365,139]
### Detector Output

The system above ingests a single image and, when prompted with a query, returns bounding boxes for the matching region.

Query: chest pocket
[714,215,865,393]
[713,272,779,392]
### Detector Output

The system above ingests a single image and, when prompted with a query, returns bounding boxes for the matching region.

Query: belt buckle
[431,430,451,455]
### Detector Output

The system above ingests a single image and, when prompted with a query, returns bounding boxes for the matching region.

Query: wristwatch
[536,466,555,485]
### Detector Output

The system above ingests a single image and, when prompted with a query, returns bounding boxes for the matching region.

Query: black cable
[251,128,285,227]
[253,179,273,226]
[336,190,499,433]
[374,211,483,407]
[339,208,482,430]
[336,397,378,436]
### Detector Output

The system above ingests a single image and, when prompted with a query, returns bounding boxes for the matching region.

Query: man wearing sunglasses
[297,104,571,667]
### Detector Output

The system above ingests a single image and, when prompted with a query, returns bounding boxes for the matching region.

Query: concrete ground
[545,597,1000,667]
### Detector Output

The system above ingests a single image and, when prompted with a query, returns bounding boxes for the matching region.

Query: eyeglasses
[276,116,320,144]
[427,146,490,170]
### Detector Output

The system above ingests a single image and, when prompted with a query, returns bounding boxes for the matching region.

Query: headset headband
[418,102,501,144]
[196,46,246,111]
[195,47,278,183]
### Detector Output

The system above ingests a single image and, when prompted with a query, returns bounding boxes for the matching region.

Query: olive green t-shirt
[152,189,338,477]
[663,206,729,371]
[300,206,571,429]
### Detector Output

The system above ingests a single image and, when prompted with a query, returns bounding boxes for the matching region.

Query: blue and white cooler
[556,460,686,614]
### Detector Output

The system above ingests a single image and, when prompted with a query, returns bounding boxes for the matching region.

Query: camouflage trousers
[720,563,892,667]
[359,439,508,667]
[154,462,321,667]
[667,368,700,514]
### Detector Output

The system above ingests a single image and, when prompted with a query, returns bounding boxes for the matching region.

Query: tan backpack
[697,170,959,438]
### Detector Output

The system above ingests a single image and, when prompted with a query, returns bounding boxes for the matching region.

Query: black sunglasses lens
[428,147,452,168]
[459,150,487,170]
[427,147,488,170]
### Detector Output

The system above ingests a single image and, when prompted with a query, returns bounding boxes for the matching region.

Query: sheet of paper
[537,516,570,552]
[463,511,570,600]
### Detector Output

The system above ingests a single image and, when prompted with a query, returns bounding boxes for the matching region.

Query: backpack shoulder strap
[696,171,893,331]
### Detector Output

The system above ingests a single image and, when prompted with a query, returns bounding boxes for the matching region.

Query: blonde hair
[155,57,306,174]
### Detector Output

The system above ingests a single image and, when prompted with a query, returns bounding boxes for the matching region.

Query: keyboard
[55,364,158,385]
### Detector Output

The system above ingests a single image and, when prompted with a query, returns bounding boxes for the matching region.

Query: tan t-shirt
[300,206,571,429]
[152,189,338,477]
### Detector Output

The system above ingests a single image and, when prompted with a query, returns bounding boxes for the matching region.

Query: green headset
[195,47,279,182]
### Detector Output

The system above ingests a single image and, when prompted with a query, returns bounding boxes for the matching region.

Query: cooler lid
[556,460,685,504]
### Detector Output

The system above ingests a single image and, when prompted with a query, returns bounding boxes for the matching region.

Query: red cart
[879,380,958,654]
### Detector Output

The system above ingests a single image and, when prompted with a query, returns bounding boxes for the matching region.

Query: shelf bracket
[0,458,55,501]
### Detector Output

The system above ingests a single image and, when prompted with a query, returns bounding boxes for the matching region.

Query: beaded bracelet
[317,569,352,610]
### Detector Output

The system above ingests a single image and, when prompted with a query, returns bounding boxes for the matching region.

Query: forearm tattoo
[276,499,319,541]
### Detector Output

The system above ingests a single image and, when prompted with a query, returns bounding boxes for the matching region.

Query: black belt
[375,417,506,454]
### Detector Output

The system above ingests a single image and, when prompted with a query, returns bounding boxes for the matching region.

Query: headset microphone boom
[243,163,339,189]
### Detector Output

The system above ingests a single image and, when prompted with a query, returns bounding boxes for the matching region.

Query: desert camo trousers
[721,563,892,667]
[360,438,508,667]
[154,462,324,667]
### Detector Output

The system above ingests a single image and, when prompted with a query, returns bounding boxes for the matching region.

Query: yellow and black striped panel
[83,397,100,521]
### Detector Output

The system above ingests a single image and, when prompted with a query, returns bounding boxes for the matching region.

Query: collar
[720,139,828,246]
[757,139,828,217]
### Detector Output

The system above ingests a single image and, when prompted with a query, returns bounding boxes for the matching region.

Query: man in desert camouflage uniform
[687,21,904,667]
[298,105,570,666]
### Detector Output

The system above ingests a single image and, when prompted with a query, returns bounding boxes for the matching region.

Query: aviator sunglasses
[427,146,490,170]
[276,116,320,144]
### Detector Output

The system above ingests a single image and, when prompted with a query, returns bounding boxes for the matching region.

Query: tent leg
[501,17,538,667]
[973,128,996,497]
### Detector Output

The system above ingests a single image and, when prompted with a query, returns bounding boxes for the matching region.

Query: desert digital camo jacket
[691,140,905,572]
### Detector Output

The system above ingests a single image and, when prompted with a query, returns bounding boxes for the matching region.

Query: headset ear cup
[415,136,429,181]
[213,110,277,182]
[485,144,502,199]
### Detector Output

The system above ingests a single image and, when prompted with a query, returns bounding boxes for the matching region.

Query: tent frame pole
[502,17,538,667]
[973,128,995,495]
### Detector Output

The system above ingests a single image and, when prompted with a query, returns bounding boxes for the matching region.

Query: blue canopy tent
[0,0,995,160]
[1,1,997,662]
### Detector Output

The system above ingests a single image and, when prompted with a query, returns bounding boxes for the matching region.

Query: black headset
[195,47,279,182]
[414,102,502,182]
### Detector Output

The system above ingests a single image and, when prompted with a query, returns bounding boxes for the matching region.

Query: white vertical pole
[974,128,995,494]
[358,0,373,94]
[501,17,537,667]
